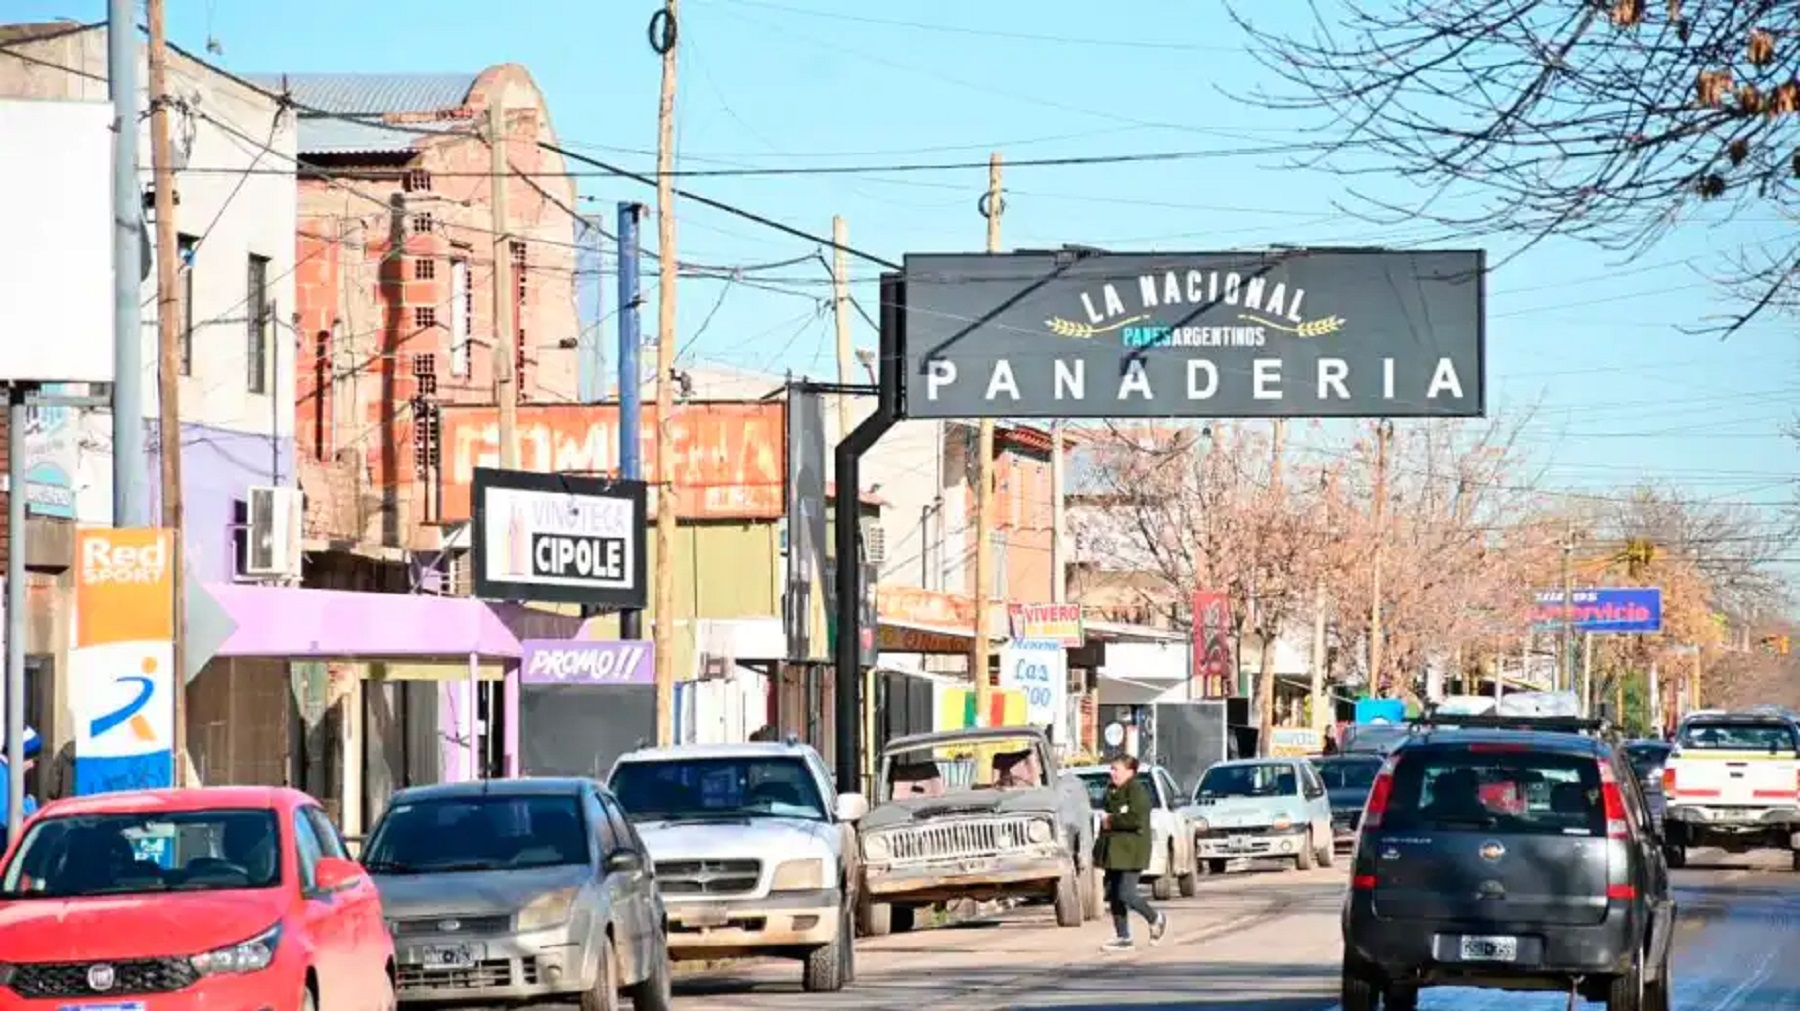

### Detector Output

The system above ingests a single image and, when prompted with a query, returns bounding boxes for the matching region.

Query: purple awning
[207,584,524,660]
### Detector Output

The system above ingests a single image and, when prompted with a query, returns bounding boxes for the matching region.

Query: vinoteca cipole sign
[897,249,1485,419]
[470,467,649,608]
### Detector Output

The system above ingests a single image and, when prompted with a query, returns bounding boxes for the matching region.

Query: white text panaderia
[1079,269,1307,326]
[924,357,1467,403]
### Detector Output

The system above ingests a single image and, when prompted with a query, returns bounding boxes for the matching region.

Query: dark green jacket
[1095,776,1154,871]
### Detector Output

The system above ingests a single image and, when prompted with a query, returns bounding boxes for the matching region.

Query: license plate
[414,943,479,970]
[684,905,730,927]
[1227,835,1252,850]
[1459,935,1519,962]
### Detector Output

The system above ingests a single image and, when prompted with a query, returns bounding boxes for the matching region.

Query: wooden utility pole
[971,153,1003,725]
[651,0,681,746]
[489,103,518,469]
[1689,647,1702,710]
[831,216,854,437]
[147,0,189,785]
[1050,422,1066,603]
[1368,420,1392,696]
[1256,419,1285,755]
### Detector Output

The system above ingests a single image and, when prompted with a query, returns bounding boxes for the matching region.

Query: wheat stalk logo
[1044,313,1149,339]
[1240,313,1347,339]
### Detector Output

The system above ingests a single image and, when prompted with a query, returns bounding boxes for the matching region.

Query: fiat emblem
[86,964,117,992]
[1478,840,1506,862]
[438,919,462,933]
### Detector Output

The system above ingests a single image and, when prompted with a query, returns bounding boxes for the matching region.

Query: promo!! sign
[999,638,1068,733]
[519,640,654,685]
[470,468,648,608]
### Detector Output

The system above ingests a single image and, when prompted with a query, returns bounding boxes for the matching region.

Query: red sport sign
[1191,590,1235,698]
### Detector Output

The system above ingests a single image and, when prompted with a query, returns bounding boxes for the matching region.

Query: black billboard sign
[471,467,648,608]
[898,249,1484,419]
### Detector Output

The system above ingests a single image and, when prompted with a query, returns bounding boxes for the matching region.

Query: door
[305,805,385,1005]
[293,809,352,1009]
[597,790,655,983]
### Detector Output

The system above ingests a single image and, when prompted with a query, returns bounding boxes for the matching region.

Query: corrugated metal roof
[242,72,479,156]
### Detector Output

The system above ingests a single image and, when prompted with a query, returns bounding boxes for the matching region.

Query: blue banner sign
[1532,587,1663,634]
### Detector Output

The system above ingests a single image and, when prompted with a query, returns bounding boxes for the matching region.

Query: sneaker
[1149,913,1168,945]
[1100,937,1135,953]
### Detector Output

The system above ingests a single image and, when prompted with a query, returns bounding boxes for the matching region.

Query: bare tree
[1235,0,1800,331]
[1597,484,1796,618]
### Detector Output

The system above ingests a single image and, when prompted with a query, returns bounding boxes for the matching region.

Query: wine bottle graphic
[506,502,530,576]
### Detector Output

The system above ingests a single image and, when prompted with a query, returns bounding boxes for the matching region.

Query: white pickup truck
[1660,710,1800,870]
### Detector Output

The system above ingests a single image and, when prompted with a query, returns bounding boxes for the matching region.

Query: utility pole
[1648,660,1661,734]
[971,153,1002,726]
[1310,575,1328,731]
[1256,419,1285,755]
[1580,632,1594,717]
[109,0,147,526]
[831,216,854,438]
[488,103,518,470]
[1050,422,1067,603]
[1368,419,1392,696]
[651,0,681,746]
[147,0,189,785]
[1689,647,1702,711]
[616,203,644,640]
[1559,521,1576,694]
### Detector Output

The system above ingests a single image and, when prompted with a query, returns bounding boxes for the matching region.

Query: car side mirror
[835,792,870,822]
[313,856,363,894]
[604,849,643,875]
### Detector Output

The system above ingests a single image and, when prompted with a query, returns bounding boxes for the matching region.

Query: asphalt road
[657,850,1800,1011]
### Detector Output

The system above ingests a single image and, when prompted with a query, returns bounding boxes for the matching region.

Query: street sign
[183,575,237,684]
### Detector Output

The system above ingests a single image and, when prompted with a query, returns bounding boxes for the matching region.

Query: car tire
[1082,864,1105,921]
[1053,864,1084,928]
[1790,848,1800,873]
[1644,947,1672,1011]
[624,944,674,1011]
[801,906,851,992]
[891,903,916,934]
[1664,845,1687,869]
[1341,963,1379,1011]
[856,895,892,937]
[1605,951,1645,1011]
[1152,850,1176,900]
[1177,859,1199,897]
[579,935,621,1011]
[1317,836,1336,868]
[1296,831,1316,871]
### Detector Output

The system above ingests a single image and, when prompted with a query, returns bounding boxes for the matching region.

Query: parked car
[1659,710,1800,869]
[858,726,1100,931]
[0,785,393,1011]
[1339,723,1414,756]
[1622,740,1672,835]
[1182,757,1334,873]
[1309,753,1386,848]
[1069,762,1200,897]
[362,778,672,1011]
[1341,720,1674,1011]
[608,739,865,992]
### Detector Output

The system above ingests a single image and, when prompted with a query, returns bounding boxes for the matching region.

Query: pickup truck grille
[885,816,1038,862]
[656,858,762,896]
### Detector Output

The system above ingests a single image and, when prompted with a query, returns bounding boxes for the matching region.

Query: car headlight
[1191,818,1209,834]
[516,887,579,932]
[771,858,826,892]
[863,835,890,861]
[1272,815,1293,831]
[190,923,281,976]
[1027,819,1053,844]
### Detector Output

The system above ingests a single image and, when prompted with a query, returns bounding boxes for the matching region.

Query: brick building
[249,68,583,583]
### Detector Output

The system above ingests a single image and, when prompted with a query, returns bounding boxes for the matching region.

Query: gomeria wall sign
[898,249,1484,419]
[470,467,648,608]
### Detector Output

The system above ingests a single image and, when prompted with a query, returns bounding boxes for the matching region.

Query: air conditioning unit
[859,518,887,565]
[243,485,303,579]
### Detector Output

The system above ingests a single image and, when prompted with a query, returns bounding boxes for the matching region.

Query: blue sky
[20,0,1800,527]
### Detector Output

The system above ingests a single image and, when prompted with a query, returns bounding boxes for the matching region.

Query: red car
[0,786,393,1011]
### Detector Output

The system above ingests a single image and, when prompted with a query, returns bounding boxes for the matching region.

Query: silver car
[363,778,672,1011]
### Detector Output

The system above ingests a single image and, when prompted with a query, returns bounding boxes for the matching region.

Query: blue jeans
[1104,869,1158,939]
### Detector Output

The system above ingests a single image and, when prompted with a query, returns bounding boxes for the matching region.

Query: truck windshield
[611,757,828,822]
[881,736,1048,799]
[1196,763,1297,800]
[1677,721,1799,754]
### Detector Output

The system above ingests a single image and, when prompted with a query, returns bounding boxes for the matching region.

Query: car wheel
[1341,962,1379,1011]
[891,903,916,934]
[1053,863,1084,928]
[1081,864,1105,921]
[1317,835,1336,869]
[1791,848,1800,873]
[1644,951,1671,1011]
[856,894,892,937]
[1177,856,1199,897]
[1664,845,1687,870]
[1605,950,1645,1011]
[579,935,621,1011]
[1296,830,1316,871]
[801,906,851,992]
[624,943,674,1011]
[1152,850,1176,900]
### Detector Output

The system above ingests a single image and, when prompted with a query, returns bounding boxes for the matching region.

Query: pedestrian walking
[1094,754,1167,952]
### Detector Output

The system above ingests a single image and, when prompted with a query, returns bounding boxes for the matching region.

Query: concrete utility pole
[616,203,644,641]
[1559,521,1576,694]
[1256,419,1285,755]
[147,0,189,785]
[831,216,854,439]
[651,0,681,746]
[1689,647,1702,711]
[109,0,147,526]
[971,153,1002,726]
[1050,422,1066,604]
[1580,631,1594,717]
[488,102,518,470]
[1368,419,1392,696]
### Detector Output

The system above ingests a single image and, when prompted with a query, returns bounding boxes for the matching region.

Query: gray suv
[1342,716,1675,1011]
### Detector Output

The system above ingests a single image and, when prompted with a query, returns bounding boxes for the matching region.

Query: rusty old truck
[854,725,1101,934]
